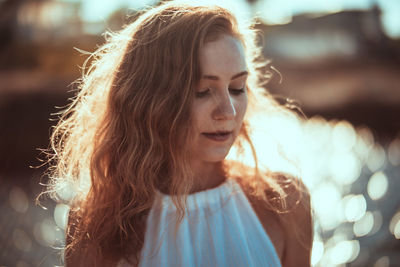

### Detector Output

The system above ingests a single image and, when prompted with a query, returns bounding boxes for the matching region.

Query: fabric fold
[121,178,282,267]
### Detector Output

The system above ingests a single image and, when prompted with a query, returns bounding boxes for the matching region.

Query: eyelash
[230,87,245,96]
[195,87,245,98]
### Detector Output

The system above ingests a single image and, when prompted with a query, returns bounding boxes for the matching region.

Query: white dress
[119,178,282,266]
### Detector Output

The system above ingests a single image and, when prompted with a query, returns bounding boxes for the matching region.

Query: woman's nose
[211,93,236,120]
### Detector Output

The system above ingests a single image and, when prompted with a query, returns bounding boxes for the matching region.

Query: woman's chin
[203,151,230,163]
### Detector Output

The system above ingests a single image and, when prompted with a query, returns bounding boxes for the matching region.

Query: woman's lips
[202,131,232,142]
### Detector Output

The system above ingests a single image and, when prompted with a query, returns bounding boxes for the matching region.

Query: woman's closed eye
[195,88,211,98]
[229,87,245,96]
[195,87,245,98]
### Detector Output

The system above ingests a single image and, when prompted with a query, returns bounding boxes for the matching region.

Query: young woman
[45,1,312,266]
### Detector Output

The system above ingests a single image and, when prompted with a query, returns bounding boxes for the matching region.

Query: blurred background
[0,0,399,266]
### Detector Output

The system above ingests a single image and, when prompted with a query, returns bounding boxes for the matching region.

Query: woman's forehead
[199,35,247,80]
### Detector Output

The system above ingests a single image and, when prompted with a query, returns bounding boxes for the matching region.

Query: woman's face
[190,34,248,164]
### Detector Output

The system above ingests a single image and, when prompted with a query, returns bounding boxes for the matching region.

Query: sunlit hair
[43,0,306,266]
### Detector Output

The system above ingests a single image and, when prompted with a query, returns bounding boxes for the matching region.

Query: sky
[65,0,400,38]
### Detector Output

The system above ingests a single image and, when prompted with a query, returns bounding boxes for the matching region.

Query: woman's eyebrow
[201,71,248,81]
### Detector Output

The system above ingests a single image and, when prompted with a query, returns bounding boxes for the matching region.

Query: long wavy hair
[43,1,305,266]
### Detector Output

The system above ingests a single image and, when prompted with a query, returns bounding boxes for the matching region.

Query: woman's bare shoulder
[234,173,313,267]
[273,173,313,267]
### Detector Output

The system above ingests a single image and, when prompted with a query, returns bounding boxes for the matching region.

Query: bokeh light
[367,171,389,200]
[366,144,386,173]
[353,211,374,237]
[54,203,70,230]
[312,182,342,230]
[369,210,384,236]
[389,211,400,239]
[374,256,390,267]
[244,112,399,266]
[388,137,400,166]
[33,217,64,247]
[328,239,360,265]
[12,228,32,252]
[311,239,324,266]
[342,194,367,222]
[9,187,29,214]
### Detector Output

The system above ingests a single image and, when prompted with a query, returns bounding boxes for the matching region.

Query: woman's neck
[190,161,226,194]
[157,161,227,195]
